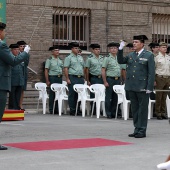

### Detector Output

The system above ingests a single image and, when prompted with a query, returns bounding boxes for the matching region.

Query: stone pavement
[0,111,169,170]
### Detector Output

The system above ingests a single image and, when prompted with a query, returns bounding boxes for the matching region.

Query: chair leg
[148,102,151,119]
[91,102,95,117]
[115,104,119,119]
[37,99,40,113]
[124,103,128,120]
[53,101,56,115]
[96,101,101,119]
[86,101,90,116]
[58,99,62,116]
[81,100,86,117]
[102,102,106,117]
[63,100,67,114]
[42,98,47,115]
[75,101,79,116]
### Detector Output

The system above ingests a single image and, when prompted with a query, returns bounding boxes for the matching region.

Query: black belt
[91,75,102,78]
[107,76,120,80]
[69,75,83,78]
[49,75,62,78]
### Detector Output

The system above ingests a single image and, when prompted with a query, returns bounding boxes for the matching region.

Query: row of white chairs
[34,82,170,120]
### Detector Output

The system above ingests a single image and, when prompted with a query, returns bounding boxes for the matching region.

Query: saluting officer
[117,35,155,138]
[64,42,85,115]
[0,22,30,150]
[45,45,63,114]
[8,44,25,110]
[102,42,125,119]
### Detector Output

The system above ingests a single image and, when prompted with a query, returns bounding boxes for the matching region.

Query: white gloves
[24,45,31,53]
[157,160,170,170]
[119,41,126,50]
[146,90,152,94]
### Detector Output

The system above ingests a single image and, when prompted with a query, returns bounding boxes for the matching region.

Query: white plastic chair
[51,83,68,116]
[148,91,156,119]
[62,80,67,86]
[89,84,106,118]
[166,94,170,119]
[113,85,124,119]
[35,82,49,114]
[73,84,94,117]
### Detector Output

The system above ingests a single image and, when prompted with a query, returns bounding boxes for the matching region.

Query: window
[152,14,170,43]
[53,8,90,50]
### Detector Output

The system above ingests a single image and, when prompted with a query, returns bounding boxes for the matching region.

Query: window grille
[53,7,90,50]
[152,14,170,43]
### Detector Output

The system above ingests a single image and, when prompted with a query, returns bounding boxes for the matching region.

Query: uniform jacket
[117,49,155,92]
[11,61,24,86]
[0,41,29,91]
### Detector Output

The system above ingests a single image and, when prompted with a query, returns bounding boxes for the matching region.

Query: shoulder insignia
[88,54,93,58]
[65,54,70,57]
[48,56,52,60]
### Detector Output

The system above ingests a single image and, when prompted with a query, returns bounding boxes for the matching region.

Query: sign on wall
[0,0,6,23]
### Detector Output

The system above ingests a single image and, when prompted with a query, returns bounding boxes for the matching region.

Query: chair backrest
[113,85,124,102]
[51,83,68,96]
[89,84,105,100]
[62,81,67,86]
[35,82,48,99]
[73,84,90,99]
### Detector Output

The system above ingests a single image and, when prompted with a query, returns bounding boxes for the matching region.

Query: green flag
[0,0,6,23]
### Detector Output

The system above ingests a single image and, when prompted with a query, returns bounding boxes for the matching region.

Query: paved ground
[0,111,169,170]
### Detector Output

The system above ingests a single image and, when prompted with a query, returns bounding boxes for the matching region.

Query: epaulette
[48,56,52,60]
[99,55,104,58]
[146,50,152,54]
[65,54,70,57]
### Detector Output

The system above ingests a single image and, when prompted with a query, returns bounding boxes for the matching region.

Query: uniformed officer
[64,42,85,115]
[148,42,159,57]
[85,44,104,86]
[17,40,29,110]
[155,42,170,120]
[0,22,30,150]
[117,35,155,138]
[45,45,63,114]
[8,44,25,110]
[102,42,124,119]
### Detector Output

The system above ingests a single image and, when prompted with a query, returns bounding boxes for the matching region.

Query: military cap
[17,41,27,45]
[68,42,79,48]
[0,22,6,30]
[107,42,120,48]
[159,42,168,46]
[148,42,159,48]
[78,48,82,53]
[126,43,133,48]
[48,45,59,51]
[9,44,19,49]
[89,43,100,49]
[133,35,148,43]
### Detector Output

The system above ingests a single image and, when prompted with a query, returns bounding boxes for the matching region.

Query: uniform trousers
[128,91,149,135]
[8,86,22,109]
[68,75,84,114]
[105,77,120,118]
[49,76,62,113]
[155,76,170,117]
[0,90,8,122]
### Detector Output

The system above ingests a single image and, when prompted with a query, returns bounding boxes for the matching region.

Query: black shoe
[54,111,59,115]
[107,115,113,119]
[157,116,162,120]
[70,112,75,116]
[162,114,168,119]
[77,111,82,116]
[128,133,136,137]
[135,134,146,138]
[0,145,8,150]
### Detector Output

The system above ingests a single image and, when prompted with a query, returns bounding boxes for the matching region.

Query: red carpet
[4,138,132,151]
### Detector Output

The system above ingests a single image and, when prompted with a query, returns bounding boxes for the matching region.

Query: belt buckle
[98,75,101,78]
[58,75,61,77]
[115,77,118,80]
[78,75,81,78]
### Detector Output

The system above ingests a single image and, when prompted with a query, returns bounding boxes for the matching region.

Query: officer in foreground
[117,35,155,138]
[0,22,30,150]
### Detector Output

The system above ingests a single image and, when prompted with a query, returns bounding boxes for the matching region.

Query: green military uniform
[102,53,125,118]
[86,53,104,84]
[9,57,25,110]
[45,55,63,114]
[64,52,85,114]
[117,49,155,136]
[0,40,29,121]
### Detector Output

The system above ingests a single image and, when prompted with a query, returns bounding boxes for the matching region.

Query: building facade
[6,0,170,80]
